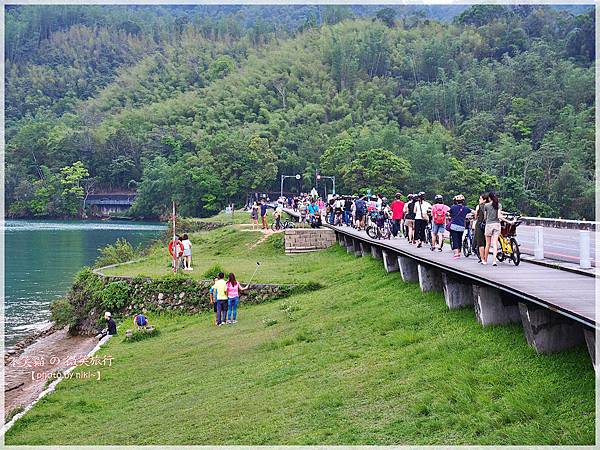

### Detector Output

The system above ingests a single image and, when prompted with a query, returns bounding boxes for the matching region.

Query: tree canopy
[5,4,595,219]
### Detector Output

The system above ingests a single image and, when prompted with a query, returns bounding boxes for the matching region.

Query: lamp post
[319,175,336,197]
[281,174,301,198]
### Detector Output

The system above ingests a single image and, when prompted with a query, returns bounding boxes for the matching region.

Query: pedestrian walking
[250,201,259,229]
[404,194,416,243]
[260,199,269,230]
[430,195,449,251]
[413,192,432,248]
[483,192,503,266]
[473,193,489,263]
[448,194,471,259]
[390,193,405,238]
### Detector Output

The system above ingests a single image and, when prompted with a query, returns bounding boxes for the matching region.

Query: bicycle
[462,219,474,257]
[496,214,522,266]
[271,217,295,231]
[366,212,391,240]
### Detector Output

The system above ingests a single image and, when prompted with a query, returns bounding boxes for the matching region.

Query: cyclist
[430,194,449,252]
[448,194,471,259]
[308,198,321,229]
[413,192,432,248]
[390,193,405,238]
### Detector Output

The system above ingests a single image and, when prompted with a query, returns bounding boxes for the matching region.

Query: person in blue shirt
[307,199,321,228]
[133,313,149,330]
[449,194,472,259]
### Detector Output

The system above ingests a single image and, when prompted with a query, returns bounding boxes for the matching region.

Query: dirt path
[4,328,97,415]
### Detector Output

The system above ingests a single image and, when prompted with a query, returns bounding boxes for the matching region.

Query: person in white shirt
[413,192,432,248]
[181,234,193,270]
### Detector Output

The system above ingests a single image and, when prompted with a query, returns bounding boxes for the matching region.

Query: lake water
[4,220,165,348]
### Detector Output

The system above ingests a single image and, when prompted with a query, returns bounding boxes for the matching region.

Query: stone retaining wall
[70,270,316,336]
[284,228,336,254]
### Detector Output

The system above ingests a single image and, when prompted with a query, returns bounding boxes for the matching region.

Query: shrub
[50,298,77,327]
[263,318,278,327]
[99,280,131,310]
[202,263,227,280]
[94,238,140,268]
[124,327,160,343]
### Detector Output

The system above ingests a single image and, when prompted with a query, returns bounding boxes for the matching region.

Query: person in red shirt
[390,193,405,238]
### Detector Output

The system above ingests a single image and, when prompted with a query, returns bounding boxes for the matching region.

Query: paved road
[518,225,596,266]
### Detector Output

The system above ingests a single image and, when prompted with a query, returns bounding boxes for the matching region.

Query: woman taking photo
[483,192,503,266]
[226,273,248,324]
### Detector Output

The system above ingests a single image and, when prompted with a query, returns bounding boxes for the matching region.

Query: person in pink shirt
[390,193,405,238]
[226,273,248,324]
[430,194,450,251]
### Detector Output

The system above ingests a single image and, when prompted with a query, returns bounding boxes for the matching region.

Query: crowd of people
[266,190,512,267]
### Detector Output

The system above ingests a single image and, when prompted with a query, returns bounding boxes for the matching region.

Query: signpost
[280,174,301,198]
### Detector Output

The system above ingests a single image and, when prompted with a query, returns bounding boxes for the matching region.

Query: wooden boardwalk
[282,208,596,329]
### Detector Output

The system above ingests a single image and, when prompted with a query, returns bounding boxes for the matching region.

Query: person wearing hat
[97,312,117,340]
[448,194,472,259]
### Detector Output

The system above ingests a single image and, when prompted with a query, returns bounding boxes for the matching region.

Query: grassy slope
[6,226,594,445]
[101,224,322,284]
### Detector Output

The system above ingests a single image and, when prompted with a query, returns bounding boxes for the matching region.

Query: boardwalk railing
[281,207,597,369]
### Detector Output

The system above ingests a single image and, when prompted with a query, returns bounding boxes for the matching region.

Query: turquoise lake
[4,220,164,347]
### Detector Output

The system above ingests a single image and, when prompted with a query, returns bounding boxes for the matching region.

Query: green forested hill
[5,5,595,219]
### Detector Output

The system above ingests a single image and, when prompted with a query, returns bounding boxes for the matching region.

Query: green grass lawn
[6,226,595,445]
[101,226,328,284]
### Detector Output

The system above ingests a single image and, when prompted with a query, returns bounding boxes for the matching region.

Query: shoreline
[4,325,98,417]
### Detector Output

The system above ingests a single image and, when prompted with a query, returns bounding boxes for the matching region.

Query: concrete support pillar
[518,302,585,353]
[345,237,355,254]
[370,246,382,260]
[336,233,344,246]
[442,273,473,309]
[382,250,399,273]
[417,264,443,292]
[360,242,371,257]
[398,255,418,282]
[473,285,520,326]
[584,328,597,369]
[354,239,363,257]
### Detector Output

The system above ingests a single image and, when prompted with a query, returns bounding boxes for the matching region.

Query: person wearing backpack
[430,195,449,252]
[354,196,367,230]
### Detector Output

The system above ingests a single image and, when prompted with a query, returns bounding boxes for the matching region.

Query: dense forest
[5,4,595,219]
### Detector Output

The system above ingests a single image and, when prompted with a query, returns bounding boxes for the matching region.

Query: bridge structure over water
[86,193,136,216]
[280,207,597,369]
